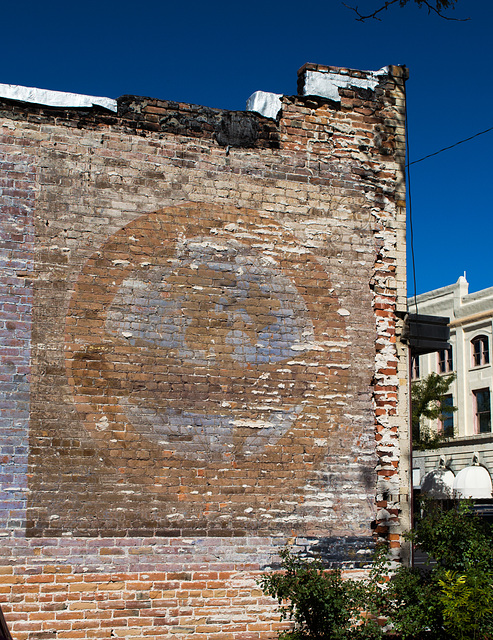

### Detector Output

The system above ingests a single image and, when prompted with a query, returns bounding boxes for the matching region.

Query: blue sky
[3,0,492,296]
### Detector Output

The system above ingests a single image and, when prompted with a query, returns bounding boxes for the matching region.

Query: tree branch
[343,0,469,21]
[343,0,400,21]
[418,0,469,20]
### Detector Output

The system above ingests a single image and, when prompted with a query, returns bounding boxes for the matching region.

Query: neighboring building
[0,64,409,639]
[409,277,493,500]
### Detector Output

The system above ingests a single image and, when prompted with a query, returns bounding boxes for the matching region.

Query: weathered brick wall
[0,64,409,639]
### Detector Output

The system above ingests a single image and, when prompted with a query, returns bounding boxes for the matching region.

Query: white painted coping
[0,83,117,112]
[302,67,389,103]
[246,91,282,120]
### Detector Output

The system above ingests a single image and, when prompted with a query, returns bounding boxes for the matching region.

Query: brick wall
[0,120,35,534]
[0,64,409,639]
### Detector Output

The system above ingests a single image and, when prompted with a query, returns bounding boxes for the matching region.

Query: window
[411,355,420,380]
[438,347,453,373]
[440,394,454,438]
[472,335,489,367]
[473,388,491,434]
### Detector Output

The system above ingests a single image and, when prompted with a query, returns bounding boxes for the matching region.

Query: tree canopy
[412,372,456,450]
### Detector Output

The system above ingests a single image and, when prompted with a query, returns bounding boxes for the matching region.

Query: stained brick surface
[0,64,409,638]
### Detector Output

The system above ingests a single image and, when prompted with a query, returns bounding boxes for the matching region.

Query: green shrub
[385,500,493,639]
[259,548,383,639]
[260,501,493,639]
[438,569,493,640]
[381,565,446,638]
[409,499,493,572]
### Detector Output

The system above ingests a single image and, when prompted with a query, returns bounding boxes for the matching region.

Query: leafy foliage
[411,373,456,450]
[259,549,383,639]
[261,502,493,639]
[344,0,468,22]
[381,566,445,638]
[409,499,493,572]
[386,501,493,639]
[438,570,493,640]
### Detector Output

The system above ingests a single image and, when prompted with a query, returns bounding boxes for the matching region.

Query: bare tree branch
[344,0,469,21]
[343,0,400,21]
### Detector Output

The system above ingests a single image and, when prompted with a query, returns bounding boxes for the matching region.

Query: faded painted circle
[64,204,347,488]
[104,236,313,458]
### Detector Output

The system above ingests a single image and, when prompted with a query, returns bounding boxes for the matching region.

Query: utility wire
[407,125,493,167]
[405,85,418,312]
[404,122,493,306]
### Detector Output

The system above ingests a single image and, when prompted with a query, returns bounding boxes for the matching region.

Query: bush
[380,565,445,638]
[260,501,493,639]
[259,548,383,639]
[410,499,493,572]
[384,500,493,639]
[438,569,493,640]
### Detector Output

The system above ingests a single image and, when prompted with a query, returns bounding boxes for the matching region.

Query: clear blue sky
[3,0,492,296]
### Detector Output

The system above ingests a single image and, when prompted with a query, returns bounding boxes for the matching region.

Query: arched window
[472,335,489,367]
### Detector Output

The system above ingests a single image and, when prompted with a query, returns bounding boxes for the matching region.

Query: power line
[405,83,418,311]
[407,125,493,167]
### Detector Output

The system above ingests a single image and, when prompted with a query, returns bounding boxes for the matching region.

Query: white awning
[421,466,455,499]
[454,457,492,499]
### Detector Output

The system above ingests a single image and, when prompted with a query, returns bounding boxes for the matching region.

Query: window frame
[473,388,491,434]
[439,394,454,438]
[471,335,490,368]
[438,347,453,374]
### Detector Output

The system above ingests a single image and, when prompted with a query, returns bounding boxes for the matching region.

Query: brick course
[0,64,409,638]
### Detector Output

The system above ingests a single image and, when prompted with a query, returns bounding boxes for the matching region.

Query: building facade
[0,63,409,639]
[409,277,493,498]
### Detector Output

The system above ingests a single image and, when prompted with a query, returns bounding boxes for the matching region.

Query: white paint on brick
[246,91,283,120]
[290,342,324,351]
[0,82,118,111]
[95,415,109,432]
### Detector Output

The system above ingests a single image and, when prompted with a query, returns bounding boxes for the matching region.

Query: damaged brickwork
[0,63,409,639]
